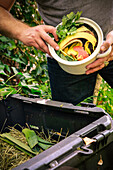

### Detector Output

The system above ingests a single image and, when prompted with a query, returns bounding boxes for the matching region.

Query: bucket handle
[96,45,112,59]
[48,146,93,169]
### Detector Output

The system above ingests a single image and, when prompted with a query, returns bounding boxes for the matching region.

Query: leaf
[0,64,5,70]
[57,11,82,40]
[5,65,11,73]
[37,136,52,144]
[0,90,12,97]
[8,41,16,50]
[0,137,34,157]
[30,125,39,130]
[31,88,41,94]
[37,142,52,150]
[11,67,19,74]
[22,128,53,150]
[75,11,82,21]
[37,136,53,150]
[67,12,75,20]
[0,70,9,77]
[0,78,5,83]
[37,136,53,144]
[36,66,42,75]
[20,82,37,89]
[0,133,37,156]
[0,36,9,42]
[23,73,32,79]
[12,58,25,64]
[22,128,38,149]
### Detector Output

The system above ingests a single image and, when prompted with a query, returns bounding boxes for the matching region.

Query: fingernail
[86,66,90,69]
[56,38,59,41]
[55,46,59,50]
[86,71,90,75]
[101,46,105,51]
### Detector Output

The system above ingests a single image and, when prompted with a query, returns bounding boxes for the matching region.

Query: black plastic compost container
[1,94,113,170]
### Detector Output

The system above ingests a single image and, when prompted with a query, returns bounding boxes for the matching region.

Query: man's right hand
[0,0,59,55]
[19,25,59,55]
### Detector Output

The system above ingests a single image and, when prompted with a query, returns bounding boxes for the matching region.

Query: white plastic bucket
[48,17,111,75]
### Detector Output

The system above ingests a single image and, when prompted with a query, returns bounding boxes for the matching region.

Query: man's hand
[86,31,113,75]
[0,2,59,55]
[19,25,59,55]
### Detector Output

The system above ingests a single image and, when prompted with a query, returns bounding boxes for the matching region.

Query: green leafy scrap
[37,136,53,150]
[22,128,53,151]
[0,133,37,156]
[0,127,54,158]
[22,128,38,149]
[56,11,82,41]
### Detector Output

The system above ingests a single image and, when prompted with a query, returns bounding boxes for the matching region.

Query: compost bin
[1,94,113,170]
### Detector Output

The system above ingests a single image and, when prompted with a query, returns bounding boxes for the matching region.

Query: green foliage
[11,0,42,26]
[56,11,82,40]
[96,79,113,117]
[80,79,113,117]
[0,0,51,100]
[56,11,83,60]
[22,128,53,151]
[0,133,36,156]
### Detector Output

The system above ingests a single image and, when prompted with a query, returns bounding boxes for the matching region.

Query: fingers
[86,63,105,75]
[20,25,59,55]
[39,31,59,50]
[86,31,113,75]
[106,30,113,45]
[100,41,111,52]
[100,31,113,53]
[86,58,106,74]
[44,25,59,42]
[107,45,113,62]
[34,36,49,53]
[35,25,59,53]
[86,46,113,75]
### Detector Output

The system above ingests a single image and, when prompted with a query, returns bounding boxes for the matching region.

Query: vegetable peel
[59,30,97,50]
[56,11,97,61]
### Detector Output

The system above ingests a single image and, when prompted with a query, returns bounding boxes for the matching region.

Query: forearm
[0,3,59,54]
[0,6,30,40]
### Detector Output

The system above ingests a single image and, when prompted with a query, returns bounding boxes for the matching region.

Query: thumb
[100,31,113,52]
[106,31,113,45]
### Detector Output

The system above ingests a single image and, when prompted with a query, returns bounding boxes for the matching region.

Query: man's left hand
[86,31,113,75]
